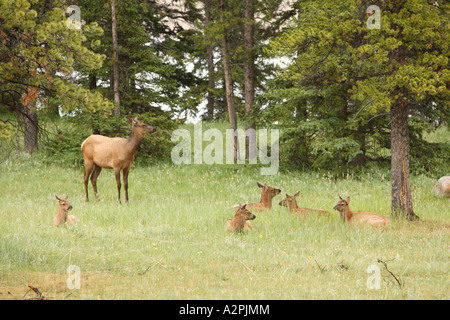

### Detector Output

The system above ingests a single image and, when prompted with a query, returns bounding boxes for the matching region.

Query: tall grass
[0,157,448,299]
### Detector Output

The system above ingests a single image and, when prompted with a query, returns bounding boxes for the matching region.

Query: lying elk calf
[81,117,156,203]
[234,182,281,212]
[279,191,329,217]
[226,204,256,233]
[333,195,389,227]
[53,195,79,227]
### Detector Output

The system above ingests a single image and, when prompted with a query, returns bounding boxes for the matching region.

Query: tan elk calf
[333,195,389,227]
[81,117,156,203]
[240,182,281,212]
[226,204,256,233]
[53,195,79,227]
[279,191,329,217]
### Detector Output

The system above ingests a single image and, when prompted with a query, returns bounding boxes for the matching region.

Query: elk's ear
[133,116,138,122]
[294,191,300,197]
[55,195,61,201]
[242,204,247,209]
[128,117,133,123]
[65,195,68,200]
[285,193,289,197]
[338,194,343,200]
[346,197,350,204]
[257,182,264,189]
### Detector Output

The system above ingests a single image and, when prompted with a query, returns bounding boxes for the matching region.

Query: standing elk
[81,117,156,203]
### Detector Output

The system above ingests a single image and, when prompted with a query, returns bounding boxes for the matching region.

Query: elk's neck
[342,206,353,221]
[58,208,67,222]
[233,214,245,230]
[128,130,144,152]
[288,199,298,211]
[260,192,273,208]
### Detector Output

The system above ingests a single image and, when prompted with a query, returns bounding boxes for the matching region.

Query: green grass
[0,160,448,300]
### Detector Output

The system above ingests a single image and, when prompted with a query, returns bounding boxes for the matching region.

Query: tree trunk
[244,0,256,160]
[390,102,419,221]
[218,0,238,162]
[23,102,38,153]
[111,0,120,116]
[204,0,215,121]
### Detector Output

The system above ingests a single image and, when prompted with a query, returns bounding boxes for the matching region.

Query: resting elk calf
[333,195,390,227]
[81,117,156,203]
[53,195,79,227]
[239,182,281,212]
[279,191,329,217]
[226,204,256,233]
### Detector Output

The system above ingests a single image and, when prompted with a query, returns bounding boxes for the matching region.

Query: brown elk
[53,195,79,227]
[81,117,156,203]
[333,195,390,227]
[238,182,281,212]
[226,204,256,233]
[279,191,329,217]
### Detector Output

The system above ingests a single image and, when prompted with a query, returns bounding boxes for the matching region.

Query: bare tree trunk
[218,0,238,162]
[244,0,256,159]
[204,0,215,121]
[23,102,38,153]
[390,102,419,221]
[111,0,120,116]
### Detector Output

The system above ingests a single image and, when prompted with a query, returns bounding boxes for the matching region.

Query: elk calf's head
[236,204,256,221]
[279,191,300,209]
[56,195,73,211]
[258,182,281,198]
[333,195,349,219]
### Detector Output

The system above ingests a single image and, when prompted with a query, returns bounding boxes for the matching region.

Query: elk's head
[333,195,350,220]
[235,204,256,221]
[129,116,156,134]
[257,182,281,198]
[55,195,73,211]
[279,191,300,207]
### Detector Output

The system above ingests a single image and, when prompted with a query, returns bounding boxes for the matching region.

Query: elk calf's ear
[346,197,350,204]
[55,195,61,201]
[257,182,264,189]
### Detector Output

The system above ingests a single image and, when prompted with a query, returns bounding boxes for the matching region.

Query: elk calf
[279,191,329,217]
[226,204,256,233]
[239,182,281,212]
[81,117,156,203]
[53,195,79,227]
[333,195,389,227]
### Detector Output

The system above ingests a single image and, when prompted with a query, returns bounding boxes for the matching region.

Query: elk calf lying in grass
[279,191,329,217]
[333,195,389,227]
[53,195,79,227]
[226,204,256,233]
[236,182,281,212]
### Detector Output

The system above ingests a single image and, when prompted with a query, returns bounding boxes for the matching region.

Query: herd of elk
[81,116,156,204]
[226,183,390,232]
[49,116,391,230]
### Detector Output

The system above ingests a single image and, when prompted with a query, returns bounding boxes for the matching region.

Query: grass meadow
[0,155,448,300]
